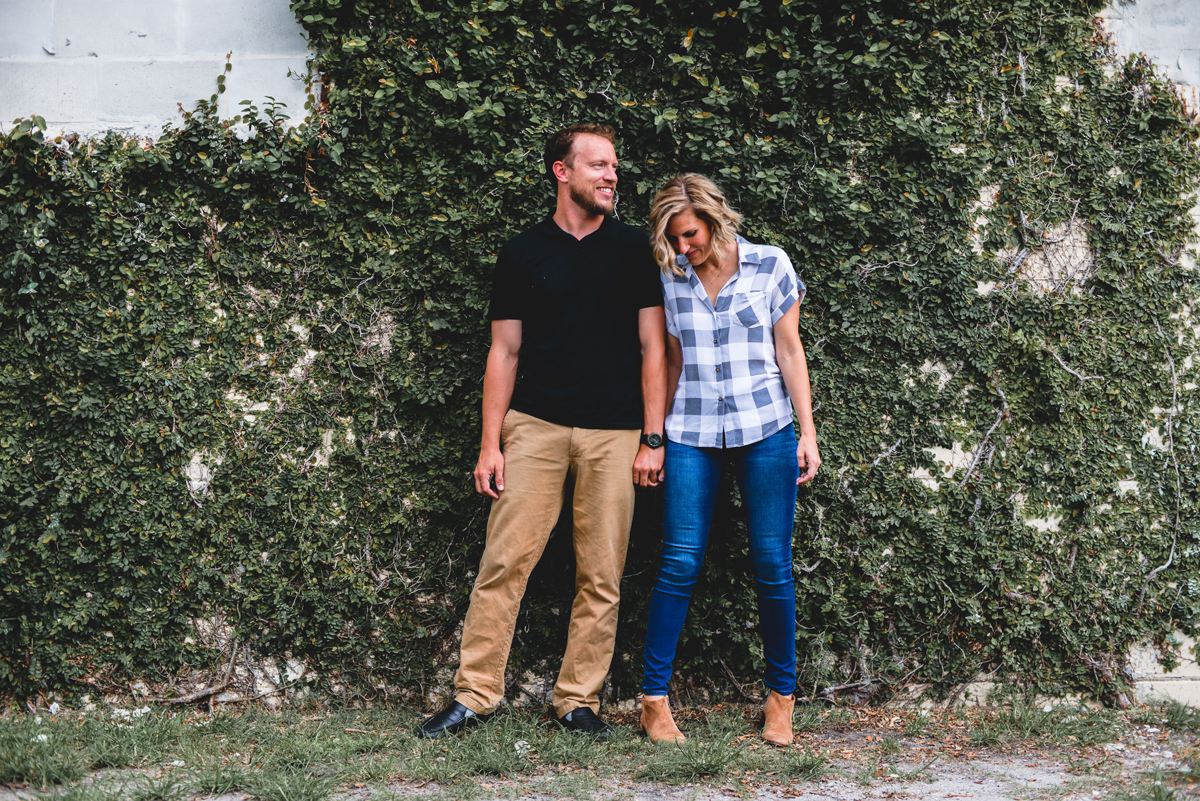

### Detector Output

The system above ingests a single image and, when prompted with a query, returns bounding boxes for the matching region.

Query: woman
[640,174,820,747]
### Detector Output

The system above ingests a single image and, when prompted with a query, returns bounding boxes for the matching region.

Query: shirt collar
[542,213,613,243]
[675,236,758,292]
[677,236,758,282]
[736,236,760,267]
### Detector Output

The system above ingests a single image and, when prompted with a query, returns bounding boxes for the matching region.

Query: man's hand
[797,435,821,486]
[633,444,665,487]
[474,447,505,499]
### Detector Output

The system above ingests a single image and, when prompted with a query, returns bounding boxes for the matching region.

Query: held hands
[474,446,505,499]
[797,435,821,485]
[633,444,665,488]
[477,442,665,496]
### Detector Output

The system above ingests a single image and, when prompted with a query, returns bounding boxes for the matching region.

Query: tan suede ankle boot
[640,695,686,743]
[761,690,795,747]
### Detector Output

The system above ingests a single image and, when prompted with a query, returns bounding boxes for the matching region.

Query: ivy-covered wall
[2,0,1199,707]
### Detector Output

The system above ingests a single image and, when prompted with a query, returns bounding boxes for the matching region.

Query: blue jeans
[642,425,799,696]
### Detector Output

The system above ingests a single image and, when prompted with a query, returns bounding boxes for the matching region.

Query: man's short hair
[543,123,617,184]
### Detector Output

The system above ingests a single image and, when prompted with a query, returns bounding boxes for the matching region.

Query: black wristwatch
[641,432,664,449]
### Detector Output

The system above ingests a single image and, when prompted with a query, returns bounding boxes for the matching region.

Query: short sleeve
[487,245,524,321]
[769,249,804,326]
[662,274,681,339]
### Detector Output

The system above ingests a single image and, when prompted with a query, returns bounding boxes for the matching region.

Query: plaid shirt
[662,237,806,448]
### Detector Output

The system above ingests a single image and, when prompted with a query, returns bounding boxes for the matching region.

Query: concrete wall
[0,1,1191,141]
[0,0,311,138]
[1102,0,1200,115]
[1102,0,1200,707]
[1130,635,1200,707]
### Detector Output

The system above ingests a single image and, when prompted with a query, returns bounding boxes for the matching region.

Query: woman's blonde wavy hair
[649,173,743,277]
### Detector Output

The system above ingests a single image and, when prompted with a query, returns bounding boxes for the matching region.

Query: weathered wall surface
[0,0,311,137]
[1103,0,1200,114]
[1102,0,1200,707]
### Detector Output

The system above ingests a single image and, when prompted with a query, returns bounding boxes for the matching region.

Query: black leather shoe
[556,706,614,740]
[417,701,493,739]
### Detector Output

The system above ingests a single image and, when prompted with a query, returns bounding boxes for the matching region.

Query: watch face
[644,433,663,448]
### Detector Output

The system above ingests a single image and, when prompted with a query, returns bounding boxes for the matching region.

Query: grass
[420,715,537,779]
[0,699,1193,799]
[779,746,828,782]
[0,715,86,789]
[879,734,902,755]
[257,726,338,771]
[904,710,935,737]
[1114,769,1184,801]
[39,783,125,800]
[531,723,612,766]
[244,768,339,801]
[1163,701,1200,732]
[894,753,941,782]
[793,703,826,733]
[344,754,402,783]
[968,703,1119,748]
[189,753,250,795]
[634,734,745,783]
[408,749,468,785]
[1136,700,1200,733]
[127,772,191,801]
[77,712,186,769]
[634,708,747,783]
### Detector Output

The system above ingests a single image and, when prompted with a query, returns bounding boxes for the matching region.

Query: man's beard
[569,182,615,217]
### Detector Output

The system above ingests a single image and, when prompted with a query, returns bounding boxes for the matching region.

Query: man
[417,124,667,739]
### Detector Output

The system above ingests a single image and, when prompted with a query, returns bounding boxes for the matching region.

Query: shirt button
[715,366,721,372]
[713,338,718,344]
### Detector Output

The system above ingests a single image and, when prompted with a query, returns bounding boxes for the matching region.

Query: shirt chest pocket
[731,291,769,328]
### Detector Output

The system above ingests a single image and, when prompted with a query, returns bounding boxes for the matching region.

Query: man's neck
[552,197,606,241]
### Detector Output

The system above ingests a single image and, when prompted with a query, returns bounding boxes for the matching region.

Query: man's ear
[551,159,570,184]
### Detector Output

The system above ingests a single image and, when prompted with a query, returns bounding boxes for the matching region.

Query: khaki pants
[454,410,641,718]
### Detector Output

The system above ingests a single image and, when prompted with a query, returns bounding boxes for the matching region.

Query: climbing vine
[1,0,1198,706]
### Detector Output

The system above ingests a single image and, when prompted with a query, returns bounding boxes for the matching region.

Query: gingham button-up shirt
[662,237,806,448]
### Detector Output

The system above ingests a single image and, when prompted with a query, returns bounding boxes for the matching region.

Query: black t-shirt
[488,215,663,430]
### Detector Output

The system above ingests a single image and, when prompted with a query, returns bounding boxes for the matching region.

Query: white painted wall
[0,0,312,138]
[1103,0,1200,85]
[0,1,1193,136]
[1102,0,1200,113]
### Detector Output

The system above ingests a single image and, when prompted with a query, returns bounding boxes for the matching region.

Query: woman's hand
[797,434,820,485]
[773,305,820,486]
